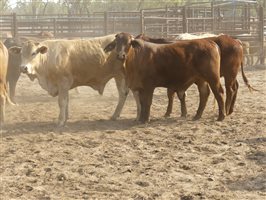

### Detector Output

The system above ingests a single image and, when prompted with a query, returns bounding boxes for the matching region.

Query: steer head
[9,40,48,76]
[104,32,142,61]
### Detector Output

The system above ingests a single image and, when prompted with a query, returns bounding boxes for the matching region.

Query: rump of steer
[0,42,9,124]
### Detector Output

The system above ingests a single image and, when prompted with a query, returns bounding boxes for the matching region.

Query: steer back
[135,33,174,44]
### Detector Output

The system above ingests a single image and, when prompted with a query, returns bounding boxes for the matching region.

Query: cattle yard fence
[0,1,265,65]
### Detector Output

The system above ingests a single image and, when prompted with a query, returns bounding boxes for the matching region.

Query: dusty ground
[1,65,265,200]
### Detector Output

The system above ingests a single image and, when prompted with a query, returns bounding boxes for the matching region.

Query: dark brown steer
[136,34,255,117]
[105,32,225,123]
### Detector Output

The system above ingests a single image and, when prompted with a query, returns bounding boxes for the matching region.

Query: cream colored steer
[9,35,128,127]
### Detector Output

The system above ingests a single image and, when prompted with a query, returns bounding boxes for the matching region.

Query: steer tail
[241,62,258,92]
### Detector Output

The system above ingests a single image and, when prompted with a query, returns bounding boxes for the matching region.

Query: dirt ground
[1,65,265,200]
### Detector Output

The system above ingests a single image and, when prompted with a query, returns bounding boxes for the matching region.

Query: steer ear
[130,39,142,49]
[9,46,22,54]
[104,40,116,53]
[37,46,48,54]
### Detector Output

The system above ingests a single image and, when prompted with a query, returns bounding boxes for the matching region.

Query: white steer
[9,35,128,127]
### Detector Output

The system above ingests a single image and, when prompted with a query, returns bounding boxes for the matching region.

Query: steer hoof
[192,115,201,121]
[140,119,149,124]
[217,114,225,121]
[164,112,171,118]
[54,126,68,133]
[8,102,18,106]
[180,113,187,118]
[57,121,66,128]
[164,113,170,118]
[134,117,140,122]
[227,109,234,116]
[110,116,118,121]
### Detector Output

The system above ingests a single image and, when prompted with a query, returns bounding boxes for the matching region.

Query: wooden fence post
[259,5,264,64]
[211,1,215,32]
[53,18,56,37]
[140,9,144,34]
[112,17,115,33]
[104,11,108,35]
[182,6,187,33]
[12,13,17,37]
[243,4,248,30]
[166,6,169,37]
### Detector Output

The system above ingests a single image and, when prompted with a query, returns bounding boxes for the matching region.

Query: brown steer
[105,32,225,123]
[136,34,255,117]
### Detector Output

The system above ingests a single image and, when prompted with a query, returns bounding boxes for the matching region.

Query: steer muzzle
[117,52,126,61]
[20,65,28,73]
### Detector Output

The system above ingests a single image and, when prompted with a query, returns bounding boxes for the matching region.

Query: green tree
[13,0,62,15]
[0,0,10,13]
[2,0,265,15]
[62,0,93,15]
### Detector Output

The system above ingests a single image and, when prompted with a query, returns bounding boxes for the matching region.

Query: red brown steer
[136,34,255,118]
[105,32,226,123]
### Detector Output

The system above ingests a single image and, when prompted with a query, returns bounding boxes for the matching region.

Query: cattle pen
[1,1,266,200]
[0,1,265,65]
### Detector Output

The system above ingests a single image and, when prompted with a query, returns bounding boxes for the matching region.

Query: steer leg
[208,81,225,121]
[177,90,187,118]
[139,88,154,123]
[111,76,129,120]
[165,89,187,118]
[224,76,239,115]
[225,81,233,115]
[7,79,18,104]
[58,89,69,127]
[132,91,141,121]
[164,88,175,118]
[228,80,239,115]
[0,94,6,125]
[193,81,210,120]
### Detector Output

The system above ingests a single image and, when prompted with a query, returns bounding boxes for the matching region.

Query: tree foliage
[1,0,184,14]
[0,0,265,14]
[0,0,9,11]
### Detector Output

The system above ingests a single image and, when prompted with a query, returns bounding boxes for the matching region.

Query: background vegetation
[0,0,265,15]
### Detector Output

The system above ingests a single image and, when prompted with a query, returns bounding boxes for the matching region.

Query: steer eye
[32,52,37,56]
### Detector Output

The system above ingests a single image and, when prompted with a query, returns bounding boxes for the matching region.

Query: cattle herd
[0,32,257,128]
